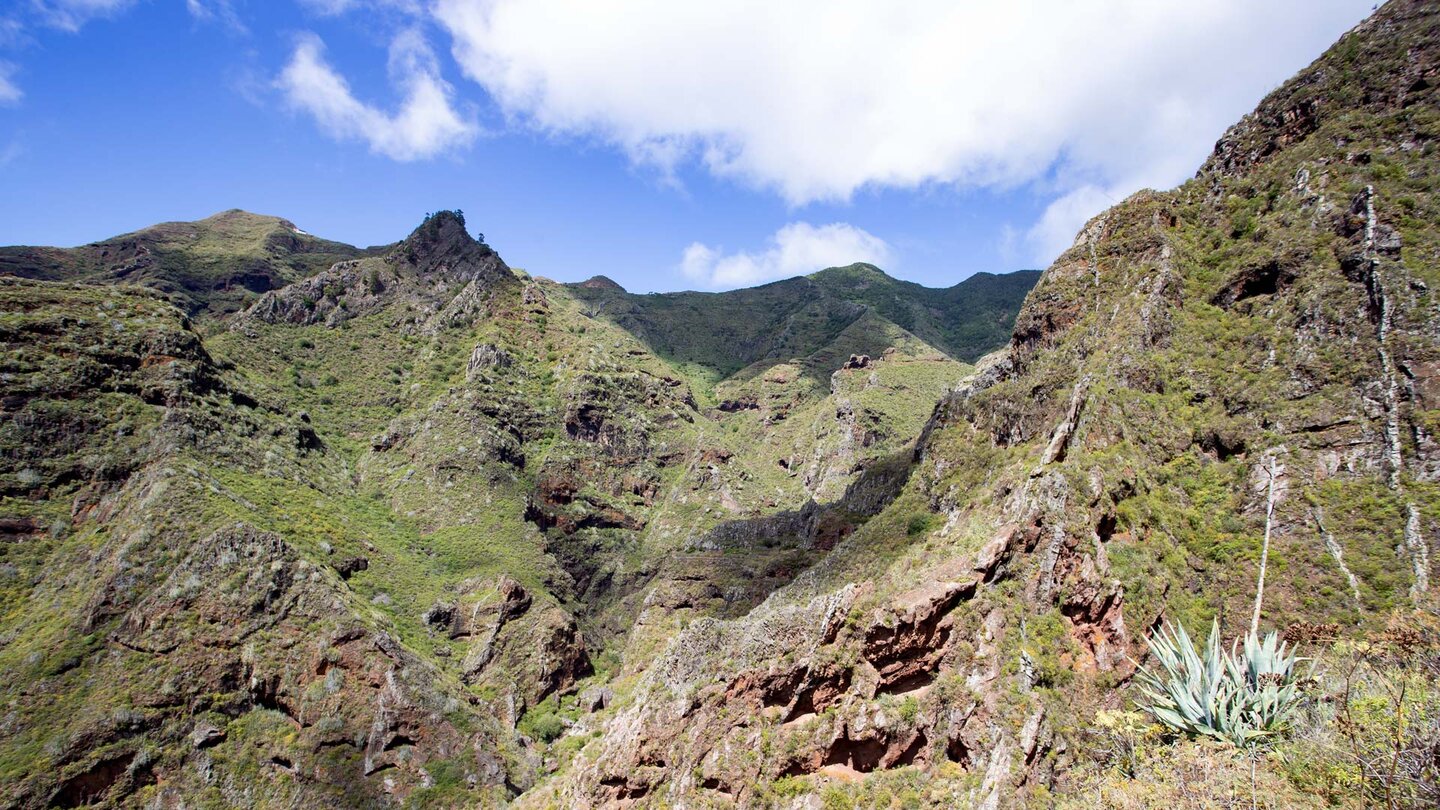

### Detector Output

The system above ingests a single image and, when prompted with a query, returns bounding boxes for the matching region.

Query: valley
[1,1,1438,807]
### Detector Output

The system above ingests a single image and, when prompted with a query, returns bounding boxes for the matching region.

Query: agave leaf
[1134,619,1307,748]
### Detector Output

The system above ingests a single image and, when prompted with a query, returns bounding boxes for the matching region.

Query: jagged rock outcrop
[236,210,516,331]
[421,575,591,713]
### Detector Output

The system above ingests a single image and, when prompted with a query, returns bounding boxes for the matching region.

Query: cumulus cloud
[434,0,1371,261]
[277,30,478,161]
[680,222,892,289]
[0,61,20,105]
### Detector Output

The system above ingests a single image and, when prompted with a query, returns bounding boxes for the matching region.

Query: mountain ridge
[0,197,1034,806]
[567,264,1040,393]
[0,209,377,318]
[0,1,1436,807]
[1,210,1030,336]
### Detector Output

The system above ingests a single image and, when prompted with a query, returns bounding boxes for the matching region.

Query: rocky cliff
[521,1,1440,806]
[0,194,1034,805]
[0,1,1436,807]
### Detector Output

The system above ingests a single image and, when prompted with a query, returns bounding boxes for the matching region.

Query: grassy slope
[0,210,371,319]
[521,2,1440,806]
[0,277,529,807]
[566,265,1036,397]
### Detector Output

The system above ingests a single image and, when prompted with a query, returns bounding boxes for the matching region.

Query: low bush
[1135,619,1304,747]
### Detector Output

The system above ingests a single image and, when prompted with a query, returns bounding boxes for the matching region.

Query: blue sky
[0,0,1375,293]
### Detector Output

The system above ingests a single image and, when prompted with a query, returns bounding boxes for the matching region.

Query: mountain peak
[401,209,473,246]
[394,210,497,275]
[200,208,280,223]
[129,209,299,241]
[808,262,892,285]
[575,274,625,291]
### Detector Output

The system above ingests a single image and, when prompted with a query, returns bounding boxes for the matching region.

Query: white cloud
[997,224,1020,267]
[433,0,1372,261]
[185,0,246,33]
[277,30,478,161]
[0,17,23,48]
[32,0,135,32]
[0,61,20,105]
[296,0,422,17]
[1025,185,1122,266]
[0,0,1379,272]
[680,222,892,289]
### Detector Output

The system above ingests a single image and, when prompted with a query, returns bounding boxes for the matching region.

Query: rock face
[0,202,1024,808]
[520,2,1440,806]
[236,210,515,332]
[0,3,1436,807]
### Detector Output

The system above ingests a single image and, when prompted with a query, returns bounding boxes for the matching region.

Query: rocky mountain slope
[0,210,374,318]
[1,0,1437,806]
[515,2,1440,806]
[0,199,1034,807]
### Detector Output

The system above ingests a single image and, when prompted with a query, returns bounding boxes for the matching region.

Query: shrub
[528,713,564,743]
[821,786,855,810]
[1278,612,1440,808]
[519,700,566,743]
[1136,619,1304,748]
[905,513,934,537]
[898,695,919,724]
[1091,709,1161,777]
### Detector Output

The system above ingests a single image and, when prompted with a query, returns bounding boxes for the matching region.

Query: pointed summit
[239,210,516,329]
[575,275,625,292]
[395,210,497,277]
[387,209,517,294]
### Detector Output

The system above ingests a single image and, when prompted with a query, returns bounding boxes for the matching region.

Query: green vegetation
[0,209,372,318]
[1136,621,1304,747]
[808,264,1042,362]
[2,4,1438,805]
[518,697,568,744]
[567,263,1036,389]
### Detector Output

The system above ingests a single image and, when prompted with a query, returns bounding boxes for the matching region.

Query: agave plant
[1227,628,1304,736]
[1134,619,1305,748]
